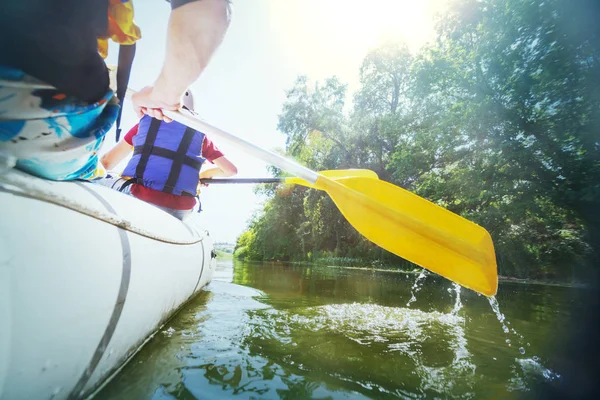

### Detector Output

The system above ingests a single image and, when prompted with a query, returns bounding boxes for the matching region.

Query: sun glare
[269,0,447,91]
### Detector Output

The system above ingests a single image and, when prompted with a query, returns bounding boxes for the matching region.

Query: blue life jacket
[122,115,206,196]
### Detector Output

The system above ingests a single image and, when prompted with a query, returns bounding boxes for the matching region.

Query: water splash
[442,284,476,390]
[162,327,176,337]
[487,296,527,344]
[451,283,463,316]
[487,296,561,388]
[487,296,511,336]
[487,297,526,349]
[507,357,562,391]
[406,270,428,307]
[250,301,477,397]
[518,356,561,381]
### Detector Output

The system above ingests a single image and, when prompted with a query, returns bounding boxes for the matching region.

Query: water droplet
[487,296,528,352]
[406,272,427,307]
[519,347,525,354]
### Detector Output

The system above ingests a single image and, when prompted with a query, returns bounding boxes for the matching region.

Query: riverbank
[235,257,588,289]
[498,275,588,289]
[324,265,587,288]
[215,250,233,259]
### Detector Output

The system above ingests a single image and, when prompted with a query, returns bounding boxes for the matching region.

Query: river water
[97,259,585,399]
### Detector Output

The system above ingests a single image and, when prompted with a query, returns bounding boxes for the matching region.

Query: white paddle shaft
[124,90,318,184]
[164,108,319,184]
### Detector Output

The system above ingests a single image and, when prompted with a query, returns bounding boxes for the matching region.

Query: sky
[103,0,446,243]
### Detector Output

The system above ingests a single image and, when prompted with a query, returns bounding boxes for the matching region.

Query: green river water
[97,259,586,399]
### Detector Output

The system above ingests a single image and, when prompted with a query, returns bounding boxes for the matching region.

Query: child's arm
[100,140,134,171]
[199,156,237,181]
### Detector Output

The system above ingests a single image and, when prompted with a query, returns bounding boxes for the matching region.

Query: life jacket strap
[119,177,137,192]
[120,177,196,198]
[162,126,196,194]
[134,117,161,182]
[131,146,203,170]
[115,44,137,142]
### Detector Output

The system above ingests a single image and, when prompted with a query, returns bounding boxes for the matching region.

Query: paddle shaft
[201,178,284,184]
[169,110,318,183]
[118,104,319,186]
[126,89,319,183]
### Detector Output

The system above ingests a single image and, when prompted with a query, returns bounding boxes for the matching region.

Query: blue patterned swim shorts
[0,65,119,180]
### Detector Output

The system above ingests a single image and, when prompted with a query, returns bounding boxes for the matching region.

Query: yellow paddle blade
[286,169,378,189]
[314,175,498,296]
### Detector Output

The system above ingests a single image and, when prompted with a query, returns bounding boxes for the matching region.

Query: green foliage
[235,0,599,281]
[215,250,233,259]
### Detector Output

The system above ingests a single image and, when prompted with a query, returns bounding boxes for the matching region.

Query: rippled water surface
[97,260,585,399]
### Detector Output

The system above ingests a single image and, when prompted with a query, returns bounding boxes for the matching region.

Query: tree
[235,0,598,281]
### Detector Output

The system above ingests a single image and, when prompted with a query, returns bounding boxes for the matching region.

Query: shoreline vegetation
[496,275,587,288]
[231,256,588,289]
[215,249,233,259]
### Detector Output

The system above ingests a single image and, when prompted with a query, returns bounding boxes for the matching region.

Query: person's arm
[131,0,230,120]
[199,156,238,180]
[100,140,134,171]
[100,123,138,170]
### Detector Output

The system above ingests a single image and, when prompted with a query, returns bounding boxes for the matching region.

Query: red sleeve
[123,123,139,145]
[202,136,225,163]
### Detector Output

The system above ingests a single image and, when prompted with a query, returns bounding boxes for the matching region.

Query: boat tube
[0,167,216,399]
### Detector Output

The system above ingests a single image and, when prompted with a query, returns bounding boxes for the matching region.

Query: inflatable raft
[0,167,217,399]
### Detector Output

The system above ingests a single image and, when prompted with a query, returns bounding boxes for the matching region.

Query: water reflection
[98,260,581,399]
